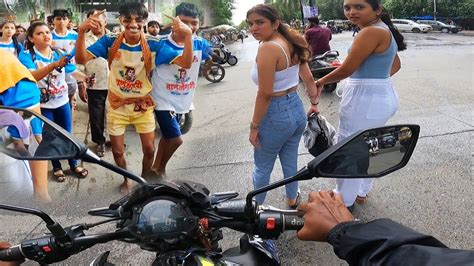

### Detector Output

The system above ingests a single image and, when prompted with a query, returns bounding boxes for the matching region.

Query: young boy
[51,9,79,113]
[151,2,212,177]
[75,3,193,193]
[147,20,161,37]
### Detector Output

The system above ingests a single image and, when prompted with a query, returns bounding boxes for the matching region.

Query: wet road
[1,31,473,265]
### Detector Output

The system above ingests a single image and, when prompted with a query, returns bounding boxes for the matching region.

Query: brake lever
[258,205,304,216]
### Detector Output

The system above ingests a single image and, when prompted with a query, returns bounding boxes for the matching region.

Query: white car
[391,19,432,33]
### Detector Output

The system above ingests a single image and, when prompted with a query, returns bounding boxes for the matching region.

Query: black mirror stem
[245,167,312,217]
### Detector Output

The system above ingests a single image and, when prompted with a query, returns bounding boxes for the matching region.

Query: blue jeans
[41,103,78,170]
[253,92,307,204]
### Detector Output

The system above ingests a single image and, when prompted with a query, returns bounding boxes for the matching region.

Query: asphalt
[0,30,473,265]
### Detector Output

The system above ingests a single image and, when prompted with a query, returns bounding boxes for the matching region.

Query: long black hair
[247,4,311,63]
[366,0,406,51]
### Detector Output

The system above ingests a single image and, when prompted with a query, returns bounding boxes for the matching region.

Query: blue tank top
[350,22,398,79]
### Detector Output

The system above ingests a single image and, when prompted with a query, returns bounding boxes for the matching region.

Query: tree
[264,0,302,23]
[384,0,474,19]
[316,0,345,20]
[209,0,235,25]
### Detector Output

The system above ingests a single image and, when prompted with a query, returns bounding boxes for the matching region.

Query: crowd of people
[1,0,473,264]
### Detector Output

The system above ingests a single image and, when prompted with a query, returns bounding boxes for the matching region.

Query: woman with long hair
[0,21,24,56]
[18,21,92,182]
[315,0,406,209]
[246,4,320,207]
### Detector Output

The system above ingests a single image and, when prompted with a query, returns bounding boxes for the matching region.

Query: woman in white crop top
[247,4,321,207]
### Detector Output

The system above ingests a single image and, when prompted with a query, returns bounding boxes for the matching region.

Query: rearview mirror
[0,106,86,160]
[309,125,419,178]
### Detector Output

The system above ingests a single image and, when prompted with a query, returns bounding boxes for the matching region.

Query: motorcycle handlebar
[0,245,24,262]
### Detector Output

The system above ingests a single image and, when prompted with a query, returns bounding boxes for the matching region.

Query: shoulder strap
[269,40,290,68]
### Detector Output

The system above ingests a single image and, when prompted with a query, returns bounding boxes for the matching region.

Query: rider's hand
[297,191,353,242]
[78,82,88,103]
[0,242,23,266]
[249,128,260,149]
[53,56,68,70]
[79,10,105,34]
[165,14,192,36]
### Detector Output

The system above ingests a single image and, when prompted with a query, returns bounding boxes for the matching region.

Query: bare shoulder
[358,26,391,40]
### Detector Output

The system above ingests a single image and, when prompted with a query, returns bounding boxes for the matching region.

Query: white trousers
[334,78,399,206]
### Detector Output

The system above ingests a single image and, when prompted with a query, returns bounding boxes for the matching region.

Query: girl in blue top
[314,0,407,209]
[19,21,92,182]
[0,21,24,56]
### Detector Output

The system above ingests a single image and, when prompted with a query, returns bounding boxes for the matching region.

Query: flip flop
[71,166,89,179]
[356,195,367,204]
[53,168,66,182]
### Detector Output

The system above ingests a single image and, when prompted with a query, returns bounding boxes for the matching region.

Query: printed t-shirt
[151,34,211,113]
[0,40,24,56]
[18,48,77,109]
[52,29,78,84]
[87,33,179,99]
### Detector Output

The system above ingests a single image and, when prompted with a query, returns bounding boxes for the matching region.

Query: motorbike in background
[310,50,342,93]
[212,43,238,66]
[0,105,420,265]
[199,60,226,83]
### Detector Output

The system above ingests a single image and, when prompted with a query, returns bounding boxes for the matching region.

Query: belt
[272,87,297,98]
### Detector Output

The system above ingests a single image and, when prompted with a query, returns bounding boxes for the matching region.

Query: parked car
[391,19,432,33]
[416,20,462,33]
[380,133,396,148]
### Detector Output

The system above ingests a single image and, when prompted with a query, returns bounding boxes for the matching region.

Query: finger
[307,191,320,203]
[0,241,11,249]
[93,9,106,18]
[296,225,313,241]
[334,192,345,204]
[298,202,309,212]
[163,14,178,22]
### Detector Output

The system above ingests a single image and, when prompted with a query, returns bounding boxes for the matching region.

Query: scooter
[0,105,420,265]
[310,50,342,93]
[199,60,226,83]
[212,43,238,66]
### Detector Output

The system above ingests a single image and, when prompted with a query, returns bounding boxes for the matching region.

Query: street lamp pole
[433,0,437,21]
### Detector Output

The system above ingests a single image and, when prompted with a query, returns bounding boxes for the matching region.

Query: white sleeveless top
[251,41,300,92]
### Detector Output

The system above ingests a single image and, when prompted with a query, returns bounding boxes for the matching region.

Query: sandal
[71,166,89,179]
[53,168,66,183]
[96,144,105,157]
[288,191,301,209]
[356,195,367,204]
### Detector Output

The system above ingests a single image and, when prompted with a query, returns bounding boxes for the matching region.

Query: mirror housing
[0,105,87,160]
[308,125,420,178]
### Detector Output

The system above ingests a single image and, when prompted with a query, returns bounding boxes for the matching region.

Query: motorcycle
[212,43,238,66]
[309,50,342,93]
[199,60,226,83]
[0,105,420,265]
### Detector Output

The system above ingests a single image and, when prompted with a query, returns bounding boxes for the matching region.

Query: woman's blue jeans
[252,92,307,204]
[41,103,78,170]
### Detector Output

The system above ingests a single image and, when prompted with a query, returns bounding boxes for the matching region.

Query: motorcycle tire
[178,111,193,135]
[204,64,226,83]
[324,83,337,93]
[227,55,238,66]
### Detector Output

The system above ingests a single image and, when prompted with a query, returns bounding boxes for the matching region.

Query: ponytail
[12,35,21,56]
[277,24,311,63]
[380,10,406,51]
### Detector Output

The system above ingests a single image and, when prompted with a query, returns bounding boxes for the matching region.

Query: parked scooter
[212,43,238,66]
[310,50,342,93]
[0,106,420,265]
[199,60,226,83]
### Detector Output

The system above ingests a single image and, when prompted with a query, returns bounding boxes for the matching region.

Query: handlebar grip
[0,245,24,261]
[283,215,304,231]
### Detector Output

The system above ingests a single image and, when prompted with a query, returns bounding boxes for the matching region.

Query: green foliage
[316,0,345,20]
[265,0,304,23]
[238,20,248,30]
[210,0,235,25]
[384,0,474,19]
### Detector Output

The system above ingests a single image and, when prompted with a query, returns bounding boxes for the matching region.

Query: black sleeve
[327,219,474,266]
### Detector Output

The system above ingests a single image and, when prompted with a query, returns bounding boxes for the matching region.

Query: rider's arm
[327,219,474,265]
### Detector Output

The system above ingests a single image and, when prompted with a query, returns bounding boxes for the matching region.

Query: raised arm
[76,10,104,64]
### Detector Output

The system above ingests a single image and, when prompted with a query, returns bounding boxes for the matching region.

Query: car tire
[441,28,449,33]
[412,28,421,33]
[451,29,458,33]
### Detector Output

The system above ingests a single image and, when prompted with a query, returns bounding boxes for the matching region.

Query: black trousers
[87,89,108,145]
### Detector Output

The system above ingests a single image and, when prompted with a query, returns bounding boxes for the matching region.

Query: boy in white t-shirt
[151,2,212,177]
